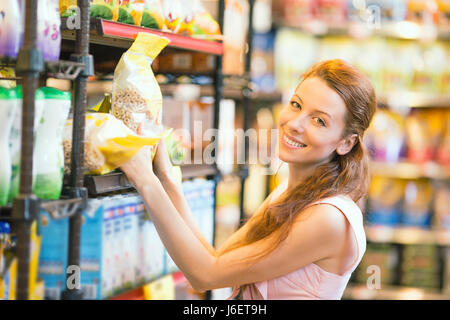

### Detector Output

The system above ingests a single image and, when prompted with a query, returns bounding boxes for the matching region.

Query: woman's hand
[153,140,175,184]
[120,145,158,190]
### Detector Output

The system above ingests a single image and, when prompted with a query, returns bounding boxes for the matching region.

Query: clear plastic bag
[141,0,165,29]
[111,32,169,133]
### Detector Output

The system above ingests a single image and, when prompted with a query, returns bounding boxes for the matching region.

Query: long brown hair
[218,59,377,268]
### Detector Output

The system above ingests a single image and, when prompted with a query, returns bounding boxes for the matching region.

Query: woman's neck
[287,157,333,191]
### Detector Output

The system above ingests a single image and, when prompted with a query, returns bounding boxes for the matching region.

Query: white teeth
[283,135,306,148]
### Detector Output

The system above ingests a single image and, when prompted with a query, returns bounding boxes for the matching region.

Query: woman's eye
[314,117,326,127]
[290,101,301,109]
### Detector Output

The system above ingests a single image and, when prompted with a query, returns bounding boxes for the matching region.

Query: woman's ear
[336,134,358,156]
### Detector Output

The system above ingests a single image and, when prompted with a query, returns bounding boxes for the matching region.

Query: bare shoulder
[292,203,350,246]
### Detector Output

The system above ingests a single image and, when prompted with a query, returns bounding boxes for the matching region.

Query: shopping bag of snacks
[118,0,145,26]
[63,113,168,175]
[111,32,169,133]
[90,0,120,21]
[185,0,222,39]
[141,0,166,29]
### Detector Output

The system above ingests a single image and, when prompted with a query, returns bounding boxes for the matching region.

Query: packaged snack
[315,0,347,25]
[118,0,145,26]
[185,0,221,39]
[162,0,185,33]
[63,113,166,175]
[436,111,450,165]
[382,40,415,92]
[364,109,405,163]
[433,182,450,230]
[90,0,120,21]
[406,0,439,25]
[32,87,71,200]
[437,0,450,26]
[411,43,447,94]
[0,0,24,58]
[163,129,186,164]
[141,0,165,29]
[59,0,78,17]
[37,0,62,61]
[405,109,444,164]
[8,87,45,203]
[366,177,404,226]
[0,87,19,205]
[111,32,169,133]
[0,68,16,89]
[401,179,433,227]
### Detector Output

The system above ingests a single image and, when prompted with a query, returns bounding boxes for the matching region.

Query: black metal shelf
[0,197,84,221]
[0,58,85,81]
[80,164,219,197]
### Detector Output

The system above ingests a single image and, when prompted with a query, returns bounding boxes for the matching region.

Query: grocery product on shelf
[38,0,62,62]
[0,68,16,89]
[315,0,347,25]
[118,0,145,26]
[0,87,19,205]
[111,32,169,133]
[0,0,24,59]
[436,111,450,165]
[185,0,222,38]
[406,0,439,25]
[366,177,404,226]
[38,178,215,299]
[400,244,440,289]
[433,182,450,230]
[352,243,399,286]
[59,0,78,17]
[32,87,71,200]
[161,0,185,33]
[401,179,433,227]
[8,86,45,204]
[62,113,166,175]
[89,0,120,21]
[405,109,445,164]
[141,0,165,29]
[437,0,450,26]
[364,109,405,163]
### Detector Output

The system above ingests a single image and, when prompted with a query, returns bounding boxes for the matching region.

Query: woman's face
[278,77,350,166]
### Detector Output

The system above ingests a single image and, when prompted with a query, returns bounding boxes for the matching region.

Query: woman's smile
[281,132,307,149]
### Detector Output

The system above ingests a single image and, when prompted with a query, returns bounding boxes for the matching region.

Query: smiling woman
[120,59,377,300]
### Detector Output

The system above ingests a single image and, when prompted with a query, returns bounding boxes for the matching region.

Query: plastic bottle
[33,87,71,200]
[0,87,18,205]
[0,0,24,58]
[8,86,45,203]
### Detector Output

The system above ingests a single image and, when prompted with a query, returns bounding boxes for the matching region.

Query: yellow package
[112,32,169,133]
[90,0,120,21]
[118,0,145,26]
[0,68,16,89]
[63,113,168,175]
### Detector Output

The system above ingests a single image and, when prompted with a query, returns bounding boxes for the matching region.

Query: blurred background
[1,0,449,300]
[223,0,450,300]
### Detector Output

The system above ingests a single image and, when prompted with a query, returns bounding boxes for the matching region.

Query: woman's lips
[282,133,307,149]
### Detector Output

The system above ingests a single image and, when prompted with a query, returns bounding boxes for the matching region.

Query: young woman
[121,59,377,300]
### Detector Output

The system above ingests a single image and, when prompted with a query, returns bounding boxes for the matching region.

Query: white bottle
[0,87,18,205]
[33,87,71,200]
[8,86,45,203]
[0,0,24,58]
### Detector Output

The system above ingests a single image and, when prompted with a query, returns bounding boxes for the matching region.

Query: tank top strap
[308,195,367,275]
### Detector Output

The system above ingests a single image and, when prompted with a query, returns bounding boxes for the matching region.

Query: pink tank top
[228,182,367,300]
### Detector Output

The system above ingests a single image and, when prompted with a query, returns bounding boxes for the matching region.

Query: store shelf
[160,83,282,101]
[83,165,218,196]
[0,58,85,81]
[343,284,450,300]
[378,91,450,108]
[0,197,84,221]
[365,225,450,246]
[370,161,450,180]
[62,18,223,55]
[277,20,450,40]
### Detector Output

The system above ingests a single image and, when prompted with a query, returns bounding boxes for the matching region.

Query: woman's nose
[286,114,306,135]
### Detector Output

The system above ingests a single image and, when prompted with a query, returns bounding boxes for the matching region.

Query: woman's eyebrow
[294,94,332,119]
